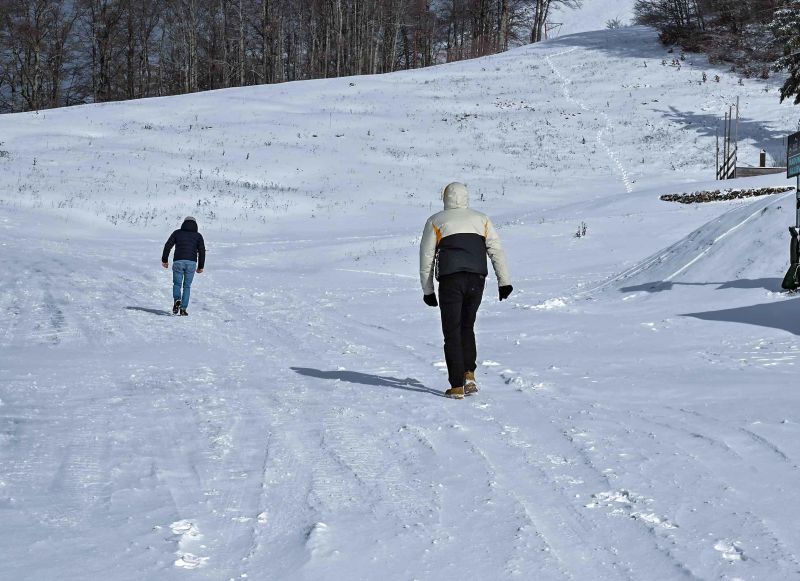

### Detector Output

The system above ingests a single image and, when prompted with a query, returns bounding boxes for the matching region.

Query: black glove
[499,285,513,301]
[423,293,438,307]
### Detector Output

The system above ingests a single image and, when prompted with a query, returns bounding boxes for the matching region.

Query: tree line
[633,0,800,104]
[0,0,579,113]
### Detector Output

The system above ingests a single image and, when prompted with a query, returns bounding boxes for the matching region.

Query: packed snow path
[545,47,634,194]
[2,25,800,581]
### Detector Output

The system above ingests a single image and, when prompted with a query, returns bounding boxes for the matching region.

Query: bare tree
[635,0,783,77]
[82,0,125,102]
[528,0,582,43]
[0,0,579,113]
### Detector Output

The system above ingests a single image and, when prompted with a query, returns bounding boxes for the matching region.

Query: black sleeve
[162,231,176,263]
[197,234,206,269]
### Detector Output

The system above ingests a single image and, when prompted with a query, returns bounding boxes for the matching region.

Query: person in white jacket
[419,182,513,399]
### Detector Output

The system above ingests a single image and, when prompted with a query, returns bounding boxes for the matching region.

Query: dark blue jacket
[162,220,206,269]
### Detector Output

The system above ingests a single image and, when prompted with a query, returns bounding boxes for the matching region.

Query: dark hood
[181,220,198,232]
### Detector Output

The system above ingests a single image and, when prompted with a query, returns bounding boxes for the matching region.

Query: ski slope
[2,25,800,581]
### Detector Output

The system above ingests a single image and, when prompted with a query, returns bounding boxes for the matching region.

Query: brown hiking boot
[445,386,465,399]
[464,371,478,395]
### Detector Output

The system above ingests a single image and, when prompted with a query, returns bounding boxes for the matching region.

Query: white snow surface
[551,0,638,35]
[2,26,800,580]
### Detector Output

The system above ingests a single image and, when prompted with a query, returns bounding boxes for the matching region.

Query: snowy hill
[2,26,800,581]
[551,0,638,35]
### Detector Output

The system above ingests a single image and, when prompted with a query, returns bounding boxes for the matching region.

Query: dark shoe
[172,300,181,315]
[445,386,465,399]
[179,309,188,316]
[464,371,478,395]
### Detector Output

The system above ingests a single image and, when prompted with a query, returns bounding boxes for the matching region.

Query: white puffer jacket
[419,182,511,295]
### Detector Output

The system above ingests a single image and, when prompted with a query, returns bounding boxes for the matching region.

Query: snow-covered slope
[551,0,637,35]
[2,26,800,581]
[1,26,794,231]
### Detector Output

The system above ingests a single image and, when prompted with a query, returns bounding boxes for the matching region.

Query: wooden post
[723,111,729,179]
[733,98,739,178]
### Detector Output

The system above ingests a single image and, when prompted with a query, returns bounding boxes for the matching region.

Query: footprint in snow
[306,522,332,558]
[174,553,209,569]
[169,519,208,569]
[169,519,201,538]
[714,539,746,561]
[520,297,568,310]
[500,369,546,391]
[585,489,677,530]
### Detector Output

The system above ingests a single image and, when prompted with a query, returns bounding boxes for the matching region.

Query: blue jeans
[172,260,197,308]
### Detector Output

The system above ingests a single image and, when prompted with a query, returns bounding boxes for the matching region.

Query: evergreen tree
[772,0,800,105]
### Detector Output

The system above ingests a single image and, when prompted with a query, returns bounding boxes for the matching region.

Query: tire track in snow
[252,292,545,578]
[127,363,259,575]
[223,273,415,577]
[311,293,698,579]
[35,398,112,529]
[156,280,331,578]
[545,47,634,194]
[462,396,700,580]
[134,370,213,570]
[447,362,708,578]
[233,290,383,578]
[427,424,567,579]
[334,315,596,576]
[602,405,800,576]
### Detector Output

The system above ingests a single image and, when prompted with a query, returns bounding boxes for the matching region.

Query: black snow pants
[438,272,485,388]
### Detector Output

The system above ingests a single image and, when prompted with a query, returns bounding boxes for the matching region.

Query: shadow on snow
[291,367,445,398]
[125,306,172,316]
[543,26,666,60]
[542,27,784,158]
[620,278,783,294]
[619,277,800,333]
[684,297,800,335]
[660,107,787,161]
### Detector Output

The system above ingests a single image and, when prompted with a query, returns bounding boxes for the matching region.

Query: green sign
[789,131,800,179]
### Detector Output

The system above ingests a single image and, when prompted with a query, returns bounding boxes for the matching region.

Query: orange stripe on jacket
[433,223,443,245]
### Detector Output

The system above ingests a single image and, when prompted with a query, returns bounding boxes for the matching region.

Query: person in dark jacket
[419,183,512,399]
[162,216,206,316]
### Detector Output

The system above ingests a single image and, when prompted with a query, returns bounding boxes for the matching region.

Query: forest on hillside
[634,0,800,105]
[0,0,579,113]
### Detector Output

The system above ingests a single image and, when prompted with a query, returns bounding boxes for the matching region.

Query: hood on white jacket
[442,182,469,210]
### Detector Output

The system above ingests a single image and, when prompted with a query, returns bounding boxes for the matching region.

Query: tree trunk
[126,4,135,99]
[531,0,551,43]
[238,0,245,86]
